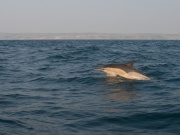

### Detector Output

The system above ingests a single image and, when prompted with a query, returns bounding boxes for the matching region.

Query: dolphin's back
[102,64,140,73]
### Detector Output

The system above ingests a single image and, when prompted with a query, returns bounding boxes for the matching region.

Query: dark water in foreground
[0,40,180,135]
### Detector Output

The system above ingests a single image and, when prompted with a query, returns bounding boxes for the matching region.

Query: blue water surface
[0,40,180,135]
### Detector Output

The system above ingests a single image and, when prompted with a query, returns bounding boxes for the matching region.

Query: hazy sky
[0,0,180,34]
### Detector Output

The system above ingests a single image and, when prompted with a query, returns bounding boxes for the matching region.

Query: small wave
[164,77,180,82]
[80,112,180,133]
[0,100,14,106]
[28,76,51,82]
[3,93,32,101]
[47,54,67,60]
[0,118,33,130]
[56,76,101,85]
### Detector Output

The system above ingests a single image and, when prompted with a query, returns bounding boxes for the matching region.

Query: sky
[0,0,180,34]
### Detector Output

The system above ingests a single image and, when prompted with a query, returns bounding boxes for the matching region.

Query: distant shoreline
[0,33,180,40]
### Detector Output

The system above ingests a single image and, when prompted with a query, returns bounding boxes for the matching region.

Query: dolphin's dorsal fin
[126,61,134,67]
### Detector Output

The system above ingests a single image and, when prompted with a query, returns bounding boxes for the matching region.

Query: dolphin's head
[95,67,108,74]
[95,67,105,71]
[95,65,110,72]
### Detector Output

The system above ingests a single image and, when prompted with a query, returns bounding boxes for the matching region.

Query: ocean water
[0,40,179,135]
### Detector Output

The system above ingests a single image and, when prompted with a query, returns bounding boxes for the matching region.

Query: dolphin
[96,61,150,80]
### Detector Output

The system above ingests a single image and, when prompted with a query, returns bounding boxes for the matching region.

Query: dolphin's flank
[96,61,150,80]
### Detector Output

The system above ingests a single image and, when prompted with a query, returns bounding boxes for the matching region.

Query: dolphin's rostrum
[96,61,150,80]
